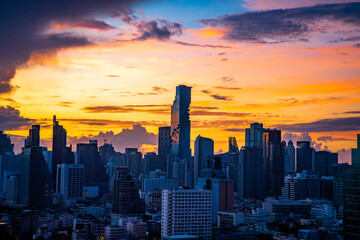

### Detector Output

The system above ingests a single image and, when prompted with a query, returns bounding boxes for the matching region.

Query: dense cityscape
[0,85,359,240]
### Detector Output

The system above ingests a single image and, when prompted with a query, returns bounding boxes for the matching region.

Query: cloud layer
[200,2,360,44]
[0,0,142,94]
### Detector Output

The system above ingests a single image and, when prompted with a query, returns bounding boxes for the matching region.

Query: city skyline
[1,1,360,162]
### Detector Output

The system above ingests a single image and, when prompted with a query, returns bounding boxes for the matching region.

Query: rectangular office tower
[158,126,172,171]
[194,135,214,183]
[56,163,84,201]
[263,129,284,198]
[296,141,314,172]
[161,189,212,240]
[52,116,67,185]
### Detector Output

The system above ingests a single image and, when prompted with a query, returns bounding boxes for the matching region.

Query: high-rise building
[296,141,314,172]
[52,116,67,185]
[21,146,53,207]
[351,134,360,167]
[314,151,338,177]
[195,178,234,224]
[281,171,320,200]
[4,171,21,204]
[228,137,240,194]
[284,140,295,174]
[142,152,157,176]
[170,85,192,161]
[56,163,84,201]
[194,135,214,183]
[0,131,14,155]
[125,148,142,177]
[245,123,264,148]
[344,134,360,239]
[76,140,107,186]
[161,188,212,240]
[25,125,40,147]
[111,167,145,215]
[239,123,265,200]
[158,126,172,171]
[239,146,264,200]
[263,129,284,198]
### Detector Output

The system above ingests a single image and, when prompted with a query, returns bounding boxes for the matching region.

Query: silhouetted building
[194,135,214,183]
[296,141,314,172]
[125,148,142,177]
[351,134,360,168]
[344,134,360,239]
[111,167,145,215]
[239,123,265,200]
[284,140,295,174]
[76,140,107,186]
[21,146,53,207]
[99,142,116,166]
[281,171,320,200]
[25,125,40,147]
[0,131,14,154]
[56,163,84,201]
[52,115,67,186]
[65,145,75,164]
[245,123,264,148]
[170,85,192,161]
[239,146,264,200]
[228,137,240,194]
[314,151,338,176]
[143,152,157,175]
[263,129,284,197]
[158,126,171,171]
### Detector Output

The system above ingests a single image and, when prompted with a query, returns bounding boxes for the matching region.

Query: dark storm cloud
[134,20,183,41]
[317,136,354,142]
[174,41,232,49]
[276,117,360,132]
[0,0,142,94]
[199,3,360,43]
[223,128,245,132]
[344,111,360,114]
[54,18,116,31]
[201,90,234,101]
[110,7,138,24]
[354,43,360,48]
[0,106,33,130]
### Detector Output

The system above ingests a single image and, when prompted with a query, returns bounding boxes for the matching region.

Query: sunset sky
[1,0,359,162]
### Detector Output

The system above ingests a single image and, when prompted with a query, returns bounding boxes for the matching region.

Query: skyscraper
[228,137,240,194]
[284,140,295,174]
[0,131,14,155]
[56,163,84,201]
[240,123,265,200]
[21,125,53,207]
[25,125,40,147]
[52,116,67,184]
[21,146,53,207]
[296,141,314,172]
[351,134,360,167]
[111,167,145,215]
[196,178,234,224]
[314,150,338,177]
[344,134,360,239]
[76,140,107,186]
[125,148,142,177]
[161,188,212,239]
[245,122,264,148]
[194,135,214,183]
[158,126,171,171]
[263,129,284,198]
[170,85,192,161]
